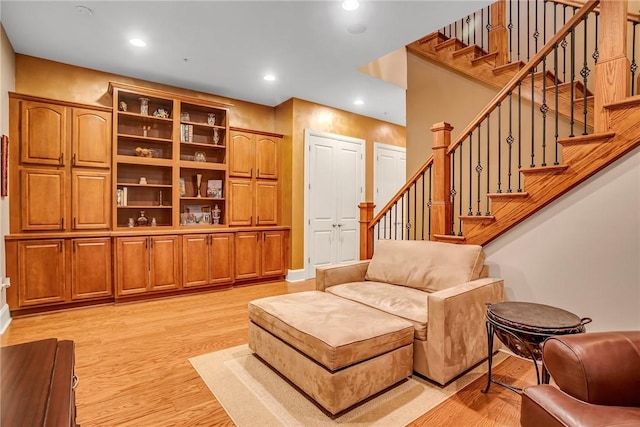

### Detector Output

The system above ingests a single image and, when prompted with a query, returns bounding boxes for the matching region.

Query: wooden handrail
[368,155,434,229]
[547,0,640,23]
[447,0,600,154]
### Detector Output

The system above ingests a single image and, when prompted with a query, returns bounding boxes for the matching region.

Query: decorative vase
[207,113,216,126]
[213,204,221,225]
[136,210,149,226]
[139,97,150,115]
[195,174,203,198]
[213,129,220,145]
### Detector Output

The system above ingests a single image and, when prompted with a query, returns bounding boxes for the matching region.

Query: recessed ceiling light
[354,99,364,105]
[342,0,360,11]
[129,38,146,47]
[264,74,276,81]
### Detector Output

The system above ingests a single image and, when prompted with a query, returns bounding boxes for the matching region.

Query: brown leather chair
[521,331,640,427]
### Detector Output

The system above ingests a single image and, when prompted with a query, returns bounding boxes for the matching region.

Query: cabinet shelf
[179,160,226,171]
[180,197,226,201]
[116,183,172,188]
[181,141,226,150]
[181,121,225,130]
[118,111,173,124]
[117,205,173,209]
[118,133,173,144]
[117,156,173,167]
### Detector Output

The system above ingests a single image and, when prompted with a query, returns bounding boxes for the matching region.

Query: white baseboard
[0,304,12,335]
[286,269,307,282]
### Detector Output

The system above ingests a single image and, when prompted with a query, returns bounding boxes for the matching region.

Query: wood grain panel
[72,108,111,168]
[210,233,235,285]
[18,240,66,306]
[21,168,65,231]
[149,235,181,291]
[182,234,210,288]
[71,238,113,300]
[20,101,67,165]
[115,237,149,296]
[235,232,260,280]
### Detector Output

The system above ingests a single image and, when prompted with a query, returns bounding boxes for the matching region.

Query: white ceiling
[0,1,491,126]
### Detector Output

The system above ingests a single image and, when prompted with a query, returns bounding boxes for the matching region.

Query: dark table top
[488,301,583,330]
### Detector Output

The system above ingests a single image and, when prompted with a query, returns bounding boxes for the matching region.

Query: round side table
[481,301,591,393]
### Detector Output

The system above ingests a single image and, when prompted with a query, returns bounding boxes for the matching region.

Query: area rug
[189,345,507,426]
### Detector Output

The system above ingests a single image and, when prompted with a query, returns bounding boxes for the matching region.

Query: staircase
[360,0,640,255]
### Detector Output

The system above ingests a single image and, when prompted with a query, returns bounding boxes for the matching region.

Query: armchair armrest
[424,277,504,384]
[315,260,370,291]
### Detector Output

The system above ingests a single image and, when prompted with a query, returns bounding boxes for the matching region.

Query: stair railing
[443,0,600,238]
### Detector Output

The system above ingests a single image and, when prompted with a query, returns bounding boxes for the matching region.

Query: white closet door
[374,143,406,240]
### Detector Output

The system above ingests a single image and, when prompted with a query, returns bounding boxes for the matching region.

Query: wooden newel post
[594,0,630,132]
[489,0,509,66]
[430,122,453,238]
[358,202,375,260]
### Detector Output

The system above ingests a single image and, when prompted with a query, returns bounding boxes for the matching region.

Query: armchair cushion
[326,281,429,340]
[364,239,485,292]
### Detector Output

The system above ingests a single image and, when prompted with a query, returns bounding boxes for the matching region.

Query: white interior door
[374,143,406,239]
[306,130,364,278]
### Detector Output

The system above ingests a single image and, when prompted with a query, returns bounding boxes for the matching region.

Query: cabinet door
[20,101,67,166]
[182,234,210,288]
[71,238,112,300]
[261,231,286,277]
[150,235,181,291]
[72,170,110,229]
[228,179,254,226]
[229,131,255,177]
[256,136,278,179]
[72,108,111,168]
[21,168,66,231]
[255,180,278,226]
[210,233,234,285]
[116,237,149,296]
[18,240,67,306]
[235,232,260,280]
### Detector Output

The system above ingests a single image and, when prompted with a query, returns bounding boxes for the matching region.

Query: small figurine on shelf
[213,129,221,145]
[119,101,128,112]
[151,217,157,227]
[136,210,149,226]
[127,218,135,228]
[193,151,206,162]
[139,97,150,115]
[195,173,203,198]
[139,176,147,185]
[207,113,216,126]
[180,112,190,122]
[213,204,221,225]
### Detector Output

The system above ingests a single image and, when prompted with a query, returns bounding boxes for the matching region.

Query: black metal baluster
[405,189,409,240]
[527,0,531,62]
[421,172,425,240]
[413,181,417,240]
[517,0,521,61]
[530,68,535,167]
[377,219,380,240]
[473,12,476,46]
[476,124,482,216]
[498,102,502,193]
[554,43,560,165]
[450,150,456,235]
[570,26,576,137]
[383,214,387,239]
[468,132,473,216]
[534,0,539,54]
[508,0,513,63]
[487,6,491,52]
[486,113,491,215]
[543,0,547,45]
[581,16,590,135]
[541,56,548,167]
[466,16,470,45]
[632,23,637,95]
[427,165,432,240]
[593,13,599,65]
[518,81,523,192]
[458,140,463,236]
[481,8,484,51]
[394,202,398,240]
[562,6,567,82]
[507,92,514,193]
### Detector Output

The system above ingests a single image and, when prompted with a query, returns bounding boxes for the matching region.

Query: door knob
[332,224,337,228]
[337,224,343,227]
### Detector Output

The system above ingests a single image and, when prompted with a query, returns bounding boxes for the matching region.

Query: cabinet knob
[72,153,76,166]
[256,216,260,225]
[59,152,64,165]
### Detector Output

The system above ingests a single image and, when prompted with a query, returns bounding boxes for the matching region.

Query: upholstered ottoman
[248,291,414,415]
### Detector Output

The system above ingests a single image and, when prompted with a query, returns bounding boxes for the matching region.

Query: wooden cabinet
[71,238,112,300]
[235,230,286,281]
[10,95,112,233]
[17,240,67,306]
[182,232,234,288]
[229,130,281,227]
[115,235,181,297]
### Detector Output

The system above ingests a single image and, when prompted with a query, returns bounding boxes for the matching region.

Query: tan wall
[280,98,405,271]
[14,54,405,275]
[14,55,275,131]
[406,51,498,176]
[0,24,16,309]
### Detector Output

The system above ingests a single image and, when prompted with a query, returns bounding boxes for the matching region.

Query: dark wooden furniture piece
[482,301,590,393]
[1,338,77,426]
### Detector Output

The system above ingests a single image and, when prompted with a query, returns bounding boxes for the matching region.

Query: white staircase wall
[485,148,640,331]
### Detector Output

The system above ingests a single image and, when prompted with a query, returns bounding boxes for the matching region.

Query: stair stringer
[456,97,640,246]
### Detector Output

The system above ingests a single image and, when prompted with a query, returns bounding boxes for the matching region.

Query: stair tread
[433,234,466,242]
[452,44,486,58]
[493,61,525,75]
[459,215,496,222]
[471,51,498,65]
[487,192,529,198]
[418,32,448,45]
[520,164,568,174]
[434,38,465,52]
[558,131,616,145]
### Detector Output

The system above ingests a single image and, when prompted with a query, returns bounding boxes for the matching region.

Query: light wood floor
[1,280,536,426]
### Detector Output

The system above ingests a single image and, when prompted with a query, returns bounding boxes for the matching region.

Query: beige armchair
[316,239,504,385]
